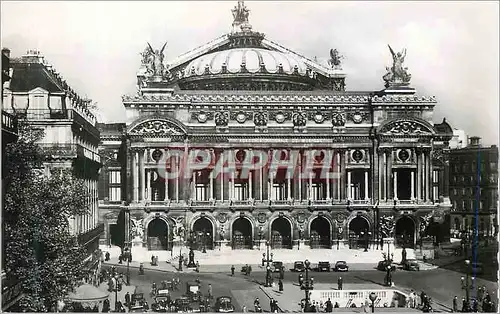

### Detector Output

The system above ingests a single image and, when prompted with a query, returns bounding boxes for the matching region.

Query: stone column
[230,171,235,200]
[287,176,291,200]
[326,170,330,199]
[364,171,369,200]
[260,167,263,201]
[337,152,341,200]
[308,172,313,200]
[379,149,385,200]
[146,169,151,201]
[220,152,224,202]
[411,170,415,199]
[175,156,179,202]
[133,151,139,202]
[347,171,352,200]
[425,151,431,202]
[387,150,393,200]
[164,157,169,201]
[340,150,346,200]
[141,149,146,201]
[192,171,197,200]
[298,152,303,200]
[249,171,253,199]
[269,172,273,200]
[393,170,398,200]
[210,171,215,200]
[417,150,422,201]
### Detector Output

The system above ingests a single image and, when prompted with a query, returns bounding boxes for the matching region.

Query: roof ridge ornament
[232,0,252,33]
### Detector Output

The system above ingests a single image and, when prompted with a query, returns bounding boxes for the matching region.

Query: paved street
[105,257,497,313]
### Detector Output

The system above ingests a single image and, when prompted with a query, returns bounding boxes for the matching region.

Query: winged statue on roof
[383,44,411,86]
[328,48,344,69]
[141,41,169,78]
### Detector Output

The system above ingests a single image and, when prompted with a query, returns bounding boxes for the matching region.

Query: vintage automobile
[271,261,284,273]
[334,261,349,272]
[292,261,305,272]
[240,265,252,274]
[186,281,202,302]
[377,260,397,272]
[130,293,149,312]
[402,259,420,271]
[151,289,171,311]
[214,296,235,313]
[317,261,331,272]
[174,297,192,312]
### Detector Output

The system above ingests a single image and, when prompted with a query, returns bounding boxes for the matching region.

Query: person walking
[278,278,283,292]
[231,265,235,276]
[269,298,275,312]
[207,284,213,300]
[338,277,343,290]
[452,296,458,312]
[325,298,333,312]
[124,292,131,309]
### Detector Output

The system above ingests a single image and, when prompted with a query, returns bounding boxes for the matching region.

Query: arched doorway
[270,217,292,249]
[147,218,169,250]
[395,216,415,248]
[348,216,370,249]
[191,217,214,250]
[309,216,331,249]
[232,218,253,249]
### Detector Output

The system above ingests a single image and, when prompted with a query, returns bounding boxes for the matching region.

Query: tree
[3,123,91,311]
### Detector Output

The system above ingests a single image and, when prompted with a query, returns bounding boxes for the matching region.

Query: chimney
[469,136,481,147]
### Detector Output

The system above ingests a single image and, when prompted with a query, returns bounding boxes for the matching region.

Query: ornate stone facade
[98,1,453,253]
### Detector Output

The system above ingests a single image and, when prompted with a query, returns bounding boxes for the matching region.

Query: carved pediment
[379,118,434,136]
[129,119,185,137]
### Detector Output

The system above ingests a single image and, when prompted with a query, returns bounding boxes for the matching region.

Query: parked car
[402,259,420,271]
[334,261,349,272]
[214,296,236,313]
[174,297,192,313]
[130,293,149,312]
[271,261,284,273]
[317,261,331,272]
[293,261,305,272]
[377,260,396,272]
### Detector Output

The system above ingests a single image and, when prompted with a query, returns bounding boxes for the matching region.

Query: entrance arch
[309,216,331,248]
[191,217,214,250]
[232,218,253,249]
[348,216,370,249]
[147,218,169,250]
[270,217,292,249]
[395,216,415,248]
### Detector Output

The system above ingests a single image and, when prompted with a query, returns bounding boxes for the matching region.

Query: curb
[258,285,285,313]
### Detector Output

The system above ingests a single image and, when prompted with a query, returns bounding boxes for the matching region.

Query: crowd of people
[452,286,497,313]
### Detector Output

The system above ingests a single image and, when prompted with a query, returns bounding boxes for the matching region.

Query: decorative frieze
[129,120,185,137]
[122,93,437,104]
[191,111,214,123]
[331,112,346,127]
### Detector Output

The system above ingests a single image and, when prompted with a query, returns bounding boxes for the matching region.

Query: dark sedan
[334,261,349,272]
[377,260,396,272]
[293,261,305,272]
[317,261,331,272]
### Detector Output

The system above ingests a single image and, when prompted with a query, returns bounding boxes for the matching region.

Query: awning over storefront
[68,284,109,302]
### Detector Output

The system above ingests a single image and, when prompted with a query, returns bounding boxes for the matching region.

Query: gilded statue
[141,42,169,77]
[328,48,344,68]
[383,44,411,86]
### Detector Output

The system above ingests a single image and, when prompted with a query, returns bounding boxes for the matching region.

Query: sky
[1,1,499,145]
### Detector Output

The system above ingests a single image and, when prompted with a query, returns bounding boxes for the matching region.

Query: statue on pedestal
[383,44,411,87]
[141,42,171,79]
[187,248,196,268]
[328,48,344,69]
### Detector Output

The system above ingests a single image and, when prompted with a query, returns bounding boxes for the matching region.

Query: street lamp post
[369,292,377,313]
[337,227,343,250]
[264,241,273,286]
[461,259,474,304]
[122,246,131,285]
[301,259,314,312]
[258,228,263,250]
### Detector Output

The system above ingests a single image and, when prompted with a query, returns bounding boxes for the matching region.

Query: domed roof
[183,48,309,77]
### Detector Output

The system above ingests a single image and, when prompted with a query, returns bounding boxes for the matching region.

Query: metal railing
[39,143,101,163]
[1,110,18,134]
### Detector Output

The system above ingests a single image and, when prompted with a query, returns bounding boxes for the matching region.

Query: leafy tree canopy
[3,122,91,311]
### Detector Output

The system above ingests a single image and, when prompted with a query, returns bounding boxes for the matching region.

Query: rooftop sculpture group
[141,42,171,79]
[383,44,412,87]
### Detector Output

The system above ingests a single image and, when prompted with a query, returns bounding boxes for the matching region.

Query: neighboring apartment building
[2,49,104,288]
[449,136,498,239]
[1,47,22,312]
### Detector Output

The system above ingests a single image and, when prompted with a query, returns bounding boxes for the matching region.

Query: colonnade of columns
[128,147,434,203]
[73,178,99,235]
[378,148,433,202]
